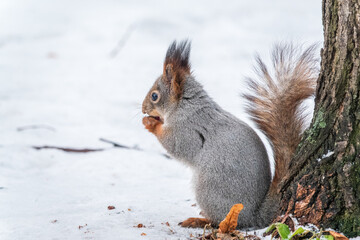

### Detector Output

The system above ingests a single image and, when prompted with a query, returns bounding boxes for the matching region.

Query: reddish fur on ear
[162,40,191,101]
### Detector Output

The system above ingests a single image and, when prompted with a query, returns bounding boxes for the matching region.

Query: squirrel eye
[151,92,159,102]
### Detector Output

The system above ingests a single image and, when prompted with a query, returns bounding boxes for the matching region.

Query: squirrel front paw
[142,116,163,135]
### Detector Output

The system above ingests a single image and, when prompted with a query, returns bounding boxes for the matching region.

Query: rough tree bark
[279,0,360,237]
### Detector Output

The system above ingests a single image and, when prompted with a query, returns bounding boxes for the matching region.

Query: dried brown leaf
[78,224,87,229]
[325,231,349,240]
[218,204,244,233]
[134,223,145,228]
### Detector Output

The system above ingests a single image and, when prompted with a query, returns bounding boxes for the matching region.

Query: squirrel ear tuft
[163,40,191,100]
[164,63,174,83]
[164,40,191,74]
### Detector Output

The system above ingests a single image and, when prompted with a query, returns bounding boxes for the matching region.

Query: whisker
[132,111,142,120]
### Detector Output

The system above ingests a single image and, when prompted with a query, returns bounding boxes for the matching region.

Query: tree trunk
[279,0,360,237]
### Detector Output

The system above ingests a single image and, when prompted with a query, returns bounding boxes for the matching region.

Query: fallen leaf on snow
[218,204,244,233]
[134,223,145,228]
[325,231,349,240]
[78,224,87,229]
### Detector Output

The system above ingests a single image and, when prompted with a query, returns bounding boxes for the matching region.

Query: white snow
[0,0,328,239]
[317,150,335,162]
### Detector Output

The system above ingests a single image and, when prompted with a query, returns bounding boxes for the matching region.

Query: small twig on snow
[32,138,171,158]
[17,124,56,132]
[99,138,171,159]
[99,138,135,149]
[109,24,136,58]
[33,146,104,153]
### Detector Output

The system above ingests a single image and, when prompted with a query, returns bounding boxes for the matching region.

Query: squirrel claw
[178,218,211,228]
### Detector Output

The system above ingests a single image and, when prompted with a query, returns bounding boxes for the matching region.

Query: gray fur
[157,77,271,228]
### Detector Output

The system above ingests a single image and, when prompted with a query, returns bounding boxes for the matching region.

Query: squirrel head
[142,40,191,122]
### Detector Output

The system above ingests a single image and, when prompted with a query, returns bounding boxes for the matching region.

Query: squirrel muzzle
[142,102,163,123]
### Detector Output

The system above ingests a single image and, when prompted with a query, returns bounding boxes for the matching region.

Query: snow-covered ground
[0,1,323,239]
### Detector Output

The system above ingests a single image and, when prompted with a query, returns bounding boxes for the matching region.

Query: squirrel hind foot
[178,217,211,228]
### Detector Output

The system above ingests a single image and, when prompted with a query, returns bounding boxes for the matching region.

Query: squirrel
[142,40,317,228]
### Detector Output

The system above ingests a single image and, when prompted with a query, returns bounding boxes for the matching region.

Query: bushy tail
[244,44,318,225]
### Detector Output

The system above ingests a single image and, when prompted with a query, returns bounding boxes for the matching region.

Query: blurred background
[0,0,322,239]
